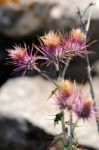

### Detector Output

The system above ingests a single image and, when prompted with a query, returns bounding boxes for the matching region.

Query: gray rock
[0,0,99,37]
[0,115,54,150]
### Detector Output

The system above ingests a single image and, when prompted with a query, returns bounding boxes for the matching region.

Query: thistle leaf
[54,112,63,125]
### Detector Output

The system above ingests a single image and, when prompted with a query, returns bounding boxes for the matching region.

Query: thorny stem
[61,110,68,149]
[35,63,68,148]
[77,8,85,29]
[85,3,93,33]
[54,63,68,149]
[86,56,95,100]
[61,57,74,149]
[78,2,99,131]
[54,61,60,78]
[82,2,94,20]
[60,60,74,150]
[84,3,99,131]
[72,118,79,133]
[84,3,96,101]
[35,67,58,87]
[62,57,71,79]
[69,111,73,150]
[55,57,74,149]
[86,47,99,131]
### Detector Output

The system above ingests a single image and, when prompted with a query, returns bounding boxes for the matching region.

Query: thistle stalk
[55,60,74,150]
[34,67,58,87]
[61,58,73,150]
[77,2,99,131]
[69,111,73,150]
[85,3,99,132]
[54,61,60,78]
[62,57,71,79]
[54,62,68,148]
[61,110,68,149]
[85,3,95,101]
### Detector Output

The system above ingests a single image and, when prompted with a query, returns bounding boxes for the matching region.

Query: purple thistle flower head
[7,45,38,72]
[55,80,76,110]
[37,31,66,65]
[73,95,95,120]
[62,28,89,57]
[54,80,96,120]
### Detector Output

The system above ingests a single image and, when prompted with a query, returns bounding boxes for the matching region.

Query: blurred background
[0,0,99,150]
[0,0,99,85]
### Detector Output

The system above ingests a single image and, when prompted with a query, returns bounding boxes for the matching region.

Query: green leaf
[54,112,63,125]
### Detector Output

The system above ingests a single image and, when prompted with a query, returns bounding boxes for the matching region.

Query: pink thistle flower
[55,80,76,110]
[37,31,66,65]
[55,80,97,120]
[62,28,89,57]
[73,96,95,120]
[7,45,38,72]
[41,31,61,46]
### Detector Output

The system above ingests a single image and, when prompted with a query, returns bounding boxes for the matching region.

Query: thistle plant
[7,2,99,150]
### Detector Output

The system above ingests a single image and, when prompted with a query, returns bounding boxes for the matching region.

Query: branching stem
[62,57,71,79]
[35,67,58,87]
